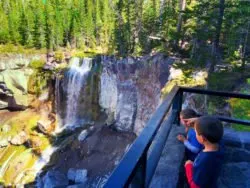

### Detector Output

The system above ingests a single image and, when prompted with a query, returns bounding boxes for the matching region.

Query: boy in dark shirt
[184,116,224,188]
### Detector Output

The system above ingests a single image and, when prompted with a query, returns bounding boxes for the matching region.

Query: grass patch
[232,124,250,132]
[0,44,46,55]
[228,87,250,132]
[29,59,46,69]
[28,70,52,96]
[161,64,207,98]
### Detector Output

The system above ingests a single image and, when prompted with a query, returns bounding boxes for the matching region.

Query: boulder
[75,169,88,183]
[1,124,11,133]
[10,131,28,145]
[78,130,89,142]
[67,168,88,184]
[67,184,87,188]
[0,82,17,110]
[0,138,9,147]
[27,136,43,154]
[37,119,55,135]
[43,170,69,188]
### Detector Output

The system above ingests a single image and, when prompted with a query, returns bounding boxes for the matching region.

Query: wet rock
[0,100,8,109]
[10,131,28,145]
[27,136,43,154]
[42,170,69,188]
[38,90,49,101]
[67,168,76,181]
[75,169,88,183]
[78,130,89,142]
[0,82,17,110]
[0,139,9,147]
[115,81,137,132]
[1,124,11,133]
[37,119,55,135]
[0,69,32,108]
[99,69,118,120]
[168,67,183,80]
[43,63,56,71]
[67,168,88,184]
[67,184,86,188]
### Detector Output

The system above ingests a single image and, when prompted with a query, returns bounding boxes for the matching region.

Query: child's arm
[177,135,200,153]
[184,140,200,153]
[185,161,200,188]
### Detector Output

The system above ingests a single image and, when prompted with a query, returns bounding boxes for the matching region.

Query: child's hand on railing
[177,134,187,142]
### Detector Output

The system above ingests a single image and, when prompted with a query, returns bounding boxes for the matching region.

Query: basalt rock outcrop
[56,55,175,135]
[99,55,175,135]
[0,55,34,110]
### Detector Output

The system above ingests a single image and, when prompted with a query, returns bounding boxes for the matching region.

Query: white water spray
[64,58,92,129]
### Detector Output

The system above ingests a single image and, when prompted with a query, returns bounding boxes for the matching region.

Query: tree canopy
[0,0,249,66]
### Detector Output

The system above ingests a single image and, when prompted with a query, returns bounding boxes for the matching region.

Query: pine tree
[19,8,29,46]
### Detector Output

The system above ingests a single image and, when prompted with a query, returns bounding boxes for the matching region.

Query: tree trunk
[241,21,250,69]
[209,0,225,73]
[175,0,186,47]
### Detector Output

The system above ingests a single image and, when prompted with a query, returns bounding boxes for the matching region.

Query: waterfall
[55,76,63,133]
[64,58,92,129]
[33,146,57,174]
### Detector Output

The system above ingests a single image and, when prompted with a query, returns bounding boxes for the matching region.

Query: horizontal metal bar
[180,87,250,99]
[146,110,177,187]
[104,86,180,188]
[216,116,250,126]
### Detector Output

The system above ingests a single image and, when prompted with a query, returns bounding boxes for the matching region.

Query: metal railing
[104,86,250,188]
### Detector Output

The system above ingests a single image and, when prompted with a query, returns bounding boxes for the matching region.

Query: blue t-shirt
[193,147,224,188]
[186,128,203,160]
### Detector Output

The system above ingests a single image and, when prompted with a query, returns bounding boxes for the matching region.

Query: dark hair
[194,116,224,143]
[180,109,199,119]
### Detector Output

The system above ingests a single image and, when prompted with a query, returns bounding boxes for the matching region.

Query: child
[177,109,203,161]
[185,116,224,188]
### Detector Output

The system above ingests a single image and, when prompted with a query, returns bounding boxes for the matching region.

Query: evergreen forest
[0,0,249,71]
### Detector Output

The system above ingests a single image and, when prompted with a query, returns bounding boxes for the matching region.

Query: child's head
[194,116,223,144]
[180,109,199,126]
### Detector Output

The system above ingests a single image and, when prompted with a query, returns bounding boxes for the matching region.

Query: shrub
[229,87,250,131]
[54,51,64,62]
[29,59,46,69]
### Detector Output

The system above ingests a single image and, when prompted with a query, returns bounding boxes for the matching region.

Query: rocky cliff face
[99,55,174,135]
[56,54,175,135]
[0,55,35,110]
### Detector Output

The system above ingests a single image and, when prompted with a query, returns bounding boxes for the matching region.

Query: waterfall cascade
[55,57,92,131]
[64,58,92,129]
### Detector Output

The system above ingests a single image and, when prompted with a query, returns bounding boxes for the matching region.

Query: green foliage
[29,59,46,69]
[54,51,64,62]
[161,66,207,98]
[28,70,52,96]
[0,44,46,54]
[0,0,249,60]
[229,87,250,132]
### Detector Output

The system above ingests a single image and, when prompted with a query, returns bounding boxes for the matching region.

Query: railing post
[129,152,147,188]
[172,89,183,125]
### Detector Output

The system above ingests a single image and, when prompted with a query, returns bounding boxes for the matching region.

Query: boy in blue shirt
[185,116,224,188]
[177,109,203,161]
